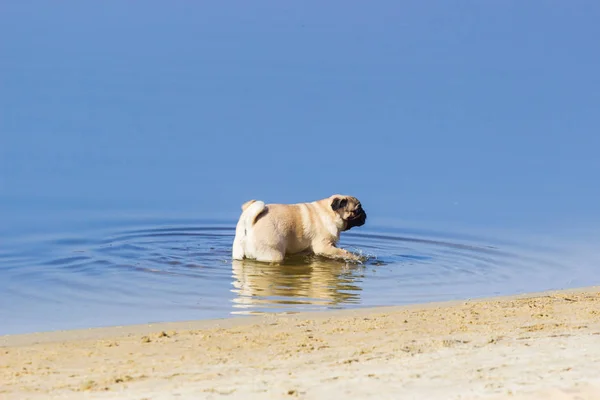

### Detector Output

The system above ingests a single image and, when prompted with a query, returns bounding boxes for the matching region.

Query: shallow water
[2,3,600,335]
[1,216,596,335]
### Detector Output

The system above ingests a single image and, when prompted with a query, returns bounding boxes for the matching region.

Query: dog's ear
[331,197,348,211]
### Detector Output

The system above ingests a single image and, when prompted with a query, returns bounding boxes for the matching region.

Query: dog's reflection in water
[231,255,363,313]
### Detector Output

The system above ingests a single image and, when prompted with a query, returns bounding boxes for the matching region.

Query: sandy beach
[2,287,600,400]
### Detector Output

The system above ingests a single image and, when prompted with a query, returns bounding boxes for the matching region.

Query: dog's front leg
[313,242,362,262]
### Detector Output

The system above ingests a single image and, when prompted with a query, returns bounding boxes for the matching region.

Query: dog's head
[330,195,367,231]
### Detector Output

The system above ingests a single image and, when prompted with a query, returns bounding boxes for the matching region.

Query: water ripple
[0,221,594,335]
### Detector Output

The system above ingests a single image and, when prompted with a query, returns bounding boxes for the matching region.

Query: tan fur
[231,194,367,263]
[241,199,257,211]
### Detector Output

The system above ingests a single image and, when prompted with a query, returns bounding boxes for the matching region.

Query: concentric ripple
[0,221,589,335]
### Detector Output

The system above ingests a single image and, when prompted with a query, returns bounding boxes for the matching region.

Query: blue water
[1,2,600,335]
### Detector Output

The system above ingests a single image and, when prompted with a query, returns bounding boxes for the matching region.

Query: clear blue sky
[1,1,599,233]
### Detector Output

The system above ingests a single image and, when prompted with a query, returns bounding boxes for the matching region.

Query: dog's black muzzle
[345,207,367,230]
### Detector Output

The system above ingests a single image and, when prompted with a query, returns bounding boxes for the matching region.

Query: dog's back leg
[254,243,286,264]
[232,213,248,260]
[232,235,245,260]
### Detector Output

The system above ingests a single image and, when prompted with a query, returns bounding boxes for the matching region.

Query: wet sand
[2,287,600,399]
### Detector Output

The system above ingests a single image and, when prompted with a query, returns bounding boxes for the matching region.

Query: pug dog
[232,194,367,263]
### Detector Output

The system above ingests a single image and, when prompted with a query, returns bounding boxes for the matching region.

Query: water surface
[1,216,597,335]
[2,2,600,335]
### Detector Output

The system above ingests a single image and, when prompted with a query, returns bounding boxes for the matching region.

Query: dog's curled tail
[241,199,258,212]
[240,199,266,225]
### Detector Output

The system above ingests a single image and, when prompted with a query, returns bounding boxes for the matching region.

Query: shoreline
[2,285,600,399]
[2,285,597,345]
